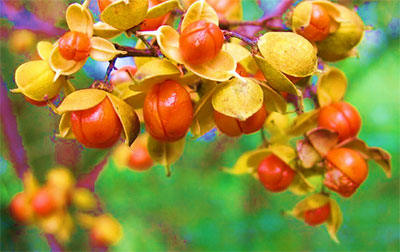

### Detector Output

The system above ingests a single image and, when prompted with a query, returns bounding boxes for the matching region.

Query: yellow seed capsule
[316,4,365,61]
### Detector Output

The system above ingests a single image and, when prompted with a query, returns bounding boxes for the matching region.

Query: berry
[324,148,368,197]
[143,80,193,142]
[179,20,224,65]
[304,203,331,226]
[32,188,56,216]
[128,143,153,171]
[97,0,115,12]
[141,0,170,31]
[318,101,362,142]
[110,66,137,86]
[214,106,267,137]
[296,4,331,42]
[257,154,296,192]
[70,97,122,148]
[24,95,58,107]
[59,31,91,62]
[9,193,33,223]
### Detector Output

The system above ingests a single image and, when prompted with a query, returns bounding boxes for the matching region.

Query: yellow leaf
[145,0,183,19]
[134,39,153,68]
[316,4,365,62]
[50,45,87,78]
[55,213,75,243]
[269,143,296,166]
[212,78,263,121]
[38,211,66,234]
[57,112,74,139]
[93,21,123,39]
[89,37,126,61]
[112,143,131,168]
[107,93,140,147]
[181,0,219,32]
[224,43,251,63]
[327,198,342,243]
[317,67,347,107]
[257,80,287,113]
[37,41,54,62]
[224,148,271,175]
[57,89,107,113]
[265,112,291,144]
[190,80,217,138]
[92,214,123,246]
[254,55,298,95]
[186,50,236,82]
[288,109,319,136]
[147,136,185,176]
[101,0,149,31]
[72,188,98,211]
[66,3,94,37]
[289,172,316,195]
[13,60,65,101]
[76,213,96,229]
[131,59,181,92]
[257,32,317,77]
[290,193,330,219]
[156,25,184,64]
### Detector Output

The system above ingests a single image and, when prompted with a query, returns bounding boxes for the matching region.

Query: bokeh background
[1,0,399,251]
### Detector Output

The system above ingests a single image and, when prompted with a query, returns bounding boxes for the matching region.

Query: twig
[113,44,160,58]
[104,58,117,84]
[223,30,257,47]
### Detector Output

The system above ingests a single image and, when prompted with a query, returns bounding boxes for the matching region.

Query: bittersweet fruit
[97,0,114,12]
[90,214,122,247]
[296,4,331,42]
[179,20,224,65]
[324,148,368,197]
[59,31,91,62]
[32,188,56,216]
[110,66,137,86]
[318,101,361,142]
[128,143,153,171]
[70,97,122,148]
[9,192,34,224]
[257,154,296,192]
[214,106,267,137]
[143,80,193,141]
[304,203,331,226]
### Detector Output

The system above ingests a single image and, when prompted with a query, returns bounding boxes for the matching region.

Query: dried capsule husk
[57,89,140,148]
[316,4,365,62]
[12,60,66,101]
[257,32,317,78]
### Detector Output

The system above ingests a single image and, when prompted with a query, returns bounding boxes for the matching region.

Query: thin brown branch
[113,44,160,58]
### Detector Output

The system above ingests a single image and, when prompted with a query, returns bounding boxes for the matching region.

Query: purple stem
[0,78,29,179]
[45,234,64,252]
[76,154,110,192]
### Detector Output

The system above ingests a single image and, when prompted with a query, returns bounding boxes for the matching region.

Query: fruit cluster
[9,168,122,246]
[10,0,391,246]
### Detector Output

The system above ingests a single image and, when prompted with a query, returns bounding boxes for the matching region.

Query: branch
[0,78,29,179]
[223,30,257,47]
[114,44,160,58]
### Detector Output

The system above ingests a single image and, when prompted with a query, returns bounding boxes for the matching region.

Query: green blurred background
[1,0,399,251]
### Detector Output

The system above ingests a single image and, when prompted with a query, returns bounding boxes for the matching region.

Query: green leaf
[212,78,264,121]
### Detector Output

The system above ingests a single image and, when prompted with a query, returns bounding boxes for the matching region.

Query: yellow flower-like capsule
[139,0,236,82]
[46,167,75,193]
[316,4,365,61]
[12,41,67,104]
[49,2,126,80]
[258,32,317,78]
[57,88,140,149]
[90,214,123,247]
